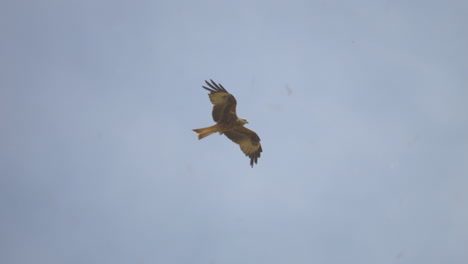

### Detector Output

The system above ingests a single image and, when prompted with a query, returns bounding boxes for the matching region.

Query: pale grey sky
[1,0,467,263]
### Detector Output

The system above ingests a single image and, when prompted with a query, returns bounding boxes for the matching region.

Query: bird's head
[238,118,249,125]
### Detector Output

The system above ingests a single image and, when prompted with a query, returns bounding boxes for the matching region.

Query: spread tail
[193,124,218,140]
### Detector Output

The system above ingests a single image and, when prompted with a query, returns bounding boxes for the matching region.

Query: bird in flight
[193,80,262,167]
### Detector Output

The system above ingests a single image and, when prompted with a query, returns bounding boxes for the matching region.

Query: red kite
[193,80,262,167]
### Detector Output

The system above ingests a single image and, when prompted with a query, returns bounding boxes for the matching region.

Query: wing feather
[202,80,237,123]
[224,127,262,167]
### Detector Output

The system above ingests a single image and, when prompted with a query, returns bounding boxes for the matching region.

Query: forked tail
[192,124,218,140]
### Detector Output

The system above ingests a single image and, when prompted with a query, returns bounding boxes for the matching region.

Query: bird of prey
[193,80,262,167]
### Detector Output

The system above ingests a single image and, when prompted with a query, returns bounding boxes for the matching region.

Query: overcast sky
[1,0,467,263]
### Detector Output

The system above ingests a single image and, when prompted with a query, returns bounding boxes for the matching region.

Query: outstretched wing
[202,80,238,124]
[224,126,262,167]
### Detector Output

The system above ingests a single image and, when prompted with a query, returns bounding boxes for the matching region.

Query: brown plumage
[193,80,262,167]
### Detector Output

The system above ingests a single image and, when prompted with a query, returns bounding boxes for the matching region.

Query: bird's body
[193,80,262,167]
